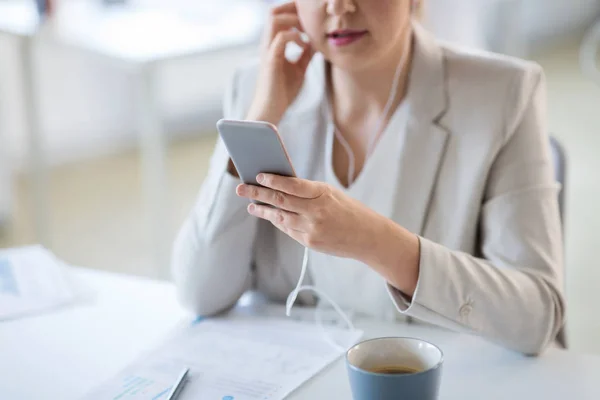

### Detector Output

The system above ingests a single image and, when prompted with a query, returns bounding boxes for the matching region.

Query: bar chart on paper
[87,364,186,400]
[83,316,363,400]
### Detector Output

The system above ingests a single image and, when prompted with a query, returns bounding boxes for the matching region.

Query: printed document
[85,315,363,399]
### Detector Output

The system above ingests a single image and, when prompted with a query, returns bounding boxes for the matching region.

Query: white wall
[0,36,257,169]
[521,0,600,48]
[0,37,256,221]
[425,0,600,54]
[1,0,597,220]
[1,0,599,171]
[0,34,22,219]
[0,0,262,220]
[423,0,490,49]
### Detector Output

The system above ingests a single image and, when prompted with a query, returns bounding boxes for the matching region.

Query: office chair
[549,135,568,349]
[581,19,600,84]
[549,136,567,227]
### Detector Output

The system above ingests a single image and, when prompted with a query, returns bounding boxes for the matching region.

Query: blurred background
[0,0,599,353]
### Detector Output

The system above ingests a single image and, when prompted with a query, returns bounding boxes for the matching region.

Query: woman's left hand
[236,173,388,262]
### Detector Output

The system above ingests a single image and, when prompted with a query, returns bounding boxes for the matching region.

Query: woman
[172,0,565,355]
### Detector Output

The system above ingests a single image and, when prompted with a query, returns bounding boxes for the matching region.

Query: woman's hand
[236,174,421,296]
[238,174,377,258]
[228,2,314,177]
[246,1,316,125]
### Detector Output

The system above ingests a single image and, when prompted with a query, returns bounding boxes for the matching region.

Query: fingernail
[247,204,255,213]
[256,174,264,183]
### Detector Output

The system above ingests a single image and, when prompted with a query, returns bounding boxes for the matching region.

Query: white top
[0,268,598,400]
[323,102,410,210]
[308,102,411,319]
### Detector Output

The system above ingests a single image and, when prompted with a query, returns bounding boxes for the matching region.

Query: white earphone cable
[285,247,356,352]
[285,19,415,351]
[332,23,412,186]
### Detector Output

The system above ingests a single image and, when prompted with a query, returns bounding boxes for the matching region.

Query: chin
[320,40,384,71]
[323,51,378,72]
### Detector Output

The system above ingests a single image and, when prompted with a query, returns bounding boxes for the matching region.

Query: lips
[326,29,367,47]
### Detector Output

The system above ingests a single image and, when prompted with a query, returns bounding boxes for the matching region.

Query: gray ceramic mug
[346,337,443,400]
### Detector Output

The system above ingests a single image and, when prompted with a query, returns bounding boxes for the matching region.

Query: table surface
[1,268,599,400]
[0,1,264,62]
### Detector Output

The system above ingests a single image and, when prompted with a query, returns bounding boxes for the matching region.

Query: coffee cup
[346,337,443,400]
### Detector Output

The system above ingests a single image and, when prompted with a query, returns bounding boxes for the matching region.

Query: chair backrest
[549,136,567,226]
[549,135,568,349]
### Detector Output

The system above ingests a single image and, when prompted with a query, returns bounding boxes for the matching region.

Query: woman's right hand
[246,1,315,125]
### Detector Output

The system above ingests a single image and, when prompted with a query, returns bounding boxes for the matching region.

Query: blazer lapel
[391,23,450,235]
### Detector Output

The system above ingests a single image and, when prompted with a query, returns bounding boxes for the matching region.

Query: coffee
[367,366,421,375]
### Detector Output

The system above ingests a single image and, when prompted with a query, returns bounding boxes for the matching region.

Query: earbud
[285,29,311,63]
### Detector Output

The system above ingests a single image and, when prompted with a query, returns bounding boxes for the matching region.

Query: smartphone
[216,119,297,188]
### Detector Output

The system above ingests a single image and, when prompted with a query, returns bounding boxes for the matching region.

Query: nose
[326,0,357,16]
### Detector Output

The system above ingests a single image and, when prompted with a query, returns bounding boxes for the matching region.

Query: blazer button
[459,304,472,318]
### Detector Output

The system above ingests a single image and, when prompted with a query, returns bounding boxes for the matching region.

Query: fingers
[262,4,313,70]
[256,174,324,199]
[270,14,302,40]
[270,1,297,16]
[247,203,305,232]
[237,184,305,213]
[263,9,302,52]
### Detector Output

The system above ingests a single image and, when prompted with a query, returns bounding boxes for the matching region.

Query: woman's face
[295,0,412,70]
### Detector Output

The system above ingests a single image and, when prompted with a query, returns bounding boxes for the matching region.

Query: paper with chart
[85,316,363,400]
[0,246,79,320]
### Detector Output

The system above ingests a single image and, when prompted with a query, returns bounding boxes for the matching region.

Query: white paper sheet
[0,246,78,320]
[85,315,363,400]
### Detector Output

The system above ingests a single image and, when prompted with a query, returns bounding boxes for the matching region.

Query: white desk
[1,268,600,399]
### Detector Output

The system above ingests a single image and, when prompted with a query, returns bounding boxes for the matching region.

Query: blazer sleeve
[171,68,259,316]
[389,67,566,355]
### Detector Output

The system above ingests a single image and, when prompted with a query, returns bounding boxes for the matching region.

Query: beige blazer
[171,23,565,355]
